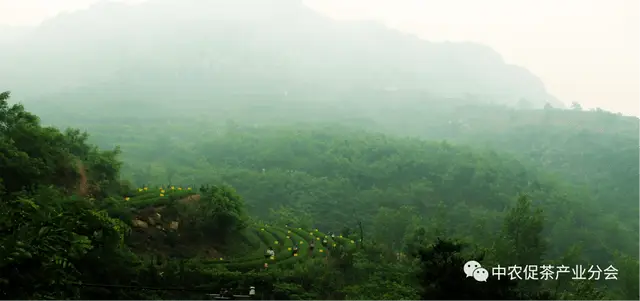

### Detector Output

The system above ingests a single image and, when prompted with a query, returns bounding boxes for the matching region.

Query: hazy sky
[1,0,638,115]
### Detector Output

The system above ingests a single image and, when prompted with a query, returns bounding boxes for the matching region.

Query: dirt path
[177,194,201,204]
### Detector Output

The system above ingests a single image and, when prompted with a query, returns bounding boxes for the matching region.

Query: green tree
[413,238,541,299]
[559,281,607,300]
[0,91,122,199]
[497,195,547,266]
[180,185,249,243]
[0,91,135,299]
[373,205,421,251]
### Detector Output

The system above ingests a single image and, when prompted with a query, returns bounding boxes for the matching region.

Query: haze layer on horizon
[1,0,637,116]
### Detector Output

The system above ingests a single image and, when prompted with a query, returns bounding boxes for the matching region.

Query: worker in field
[292,244,299,256]
[309,241,315,253]
[322,237,328,247]
[220,288,229,297]
[265,247,275,260]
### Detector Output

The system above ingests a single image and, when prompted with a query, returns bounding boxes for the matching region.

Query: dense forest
[1,89,638,300]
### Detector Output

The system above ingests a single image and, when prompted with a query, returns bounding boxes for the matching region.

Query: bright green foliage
[1,90,637,300]
[0,92,132,299]
[179,185,249,244]
[115,125,632,265]
[497,195,547,266]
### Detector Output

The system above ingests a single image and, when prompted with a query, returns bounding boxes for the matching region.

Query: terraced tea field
[123,186,357,271]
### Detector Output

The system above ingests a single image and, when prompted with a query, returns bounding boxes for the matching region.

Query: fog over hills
[0,24,32,44]
[1,1,639,300]
[0,0,562,108]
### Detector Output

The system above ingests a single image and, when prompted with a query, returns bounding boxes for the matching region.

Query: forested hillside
[0,1,637,299]
[179,125,640,258]
[34,92,637,247]
[1,91,638,299]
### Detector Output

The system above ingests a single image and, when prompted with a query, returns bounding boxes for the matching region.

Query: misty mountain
[1,0,562,108]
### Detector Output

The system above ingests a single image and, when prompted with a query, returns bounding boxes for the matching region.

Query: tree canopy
[0,90,637,299]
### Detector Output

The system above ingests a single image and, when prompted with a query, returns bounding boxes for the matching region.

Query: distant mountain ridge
[0,0,563,108]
